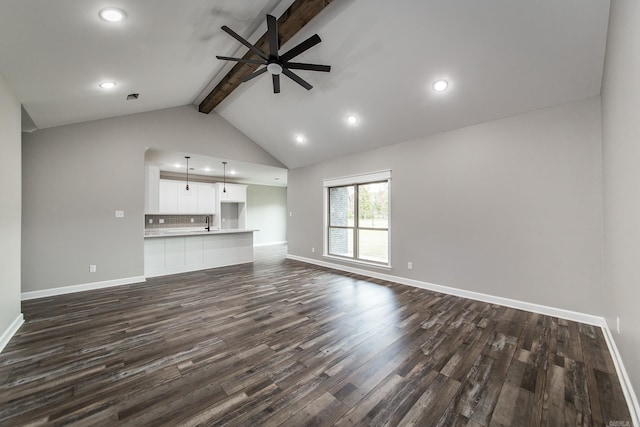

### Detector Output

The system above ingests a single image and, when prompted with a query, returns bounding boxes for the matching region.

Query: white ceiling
[0,0,286,128]
[1,0,610,170]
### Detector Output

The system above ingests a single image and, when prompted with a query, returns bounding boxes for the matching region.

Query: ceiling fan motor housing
[216,14,331,93]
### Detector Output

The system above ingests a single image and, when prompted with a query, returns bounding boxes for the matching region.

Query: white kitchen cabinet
[217,183,246,203]
[144,238,165,274]
[159,179,216,213]
[197,183,216,214]
[159,180,178,213]
[204,236,223,265]
[164,237,185,268]
[177,183,198,213]
[185,236,204,266]
[145,165,160,214]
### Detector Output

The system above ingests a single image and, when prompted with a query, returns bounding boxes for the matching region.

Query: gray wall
[288,97,604,315]
[601,0,640,396]
[246,184,287,246]
[0,73,22,337]
[22,105,283,292]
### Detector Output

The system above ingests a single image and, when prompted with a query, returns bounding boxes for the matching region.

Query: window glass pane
[358,182,389,229]
[330,186,355,227]
[358,229,389,263]
[329,228,353,257]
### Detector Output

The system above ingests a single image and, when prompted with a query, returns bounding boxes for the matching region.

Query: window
[324,171,390,266]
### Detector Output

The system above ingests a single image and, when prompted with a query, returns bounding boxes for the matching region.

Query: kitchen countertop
[144,228,257,238]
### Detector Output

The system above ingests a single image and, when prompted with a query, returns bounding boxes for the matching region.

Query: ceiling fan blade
[272,74,281,93]
[221,25,269,61]
[241,67,268,82]
[216,56,266,65]
[285,62,331,72]
[280,34,322,62]
[282,68,313,90]
[267,14,279,57]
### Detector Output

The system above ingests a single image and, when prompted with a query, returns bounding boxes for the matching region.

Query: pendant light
[185,156,190,191]
[222,161,227,193]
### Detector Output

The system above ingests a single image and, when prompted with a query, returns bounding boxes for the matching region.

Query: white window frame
[323,170,392,269]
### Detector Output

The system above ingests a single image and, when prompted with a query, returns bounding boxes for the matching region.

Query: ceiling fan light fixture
[267,63,283,75]
[432,79,449,92]
[99,8,127,23]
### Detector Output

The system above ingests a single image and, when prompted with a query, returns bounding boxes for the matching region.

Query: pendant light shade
[185,156,190,191]
[222,161,227,193]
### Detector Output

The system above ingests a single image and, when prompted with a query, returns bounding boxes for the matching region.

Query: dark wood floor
[0,245,632,426]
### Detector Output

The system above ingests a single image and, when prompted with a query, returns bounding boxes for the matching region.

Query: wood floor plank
[0,245,632,426]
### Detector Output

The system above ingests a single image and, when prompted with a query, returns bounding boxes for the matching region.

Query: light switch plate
[115,210,124,218]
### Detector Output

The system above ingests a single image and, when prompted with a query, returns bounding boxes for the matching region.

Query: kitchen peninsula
[144,228,256,277]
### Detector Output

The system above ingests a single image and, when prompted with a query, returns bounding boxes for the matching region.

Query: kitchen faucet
[205,216,210,232]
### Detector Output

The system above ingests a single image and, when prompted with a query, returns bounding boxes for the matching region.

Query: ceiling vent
[126,93,139,100]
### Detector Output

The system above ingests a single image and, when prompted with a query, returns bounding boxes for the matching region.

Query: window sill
[323,254,392,271]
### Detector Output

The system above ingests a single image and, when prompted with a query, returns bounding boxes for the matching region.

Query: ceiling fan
[216,14,331,93]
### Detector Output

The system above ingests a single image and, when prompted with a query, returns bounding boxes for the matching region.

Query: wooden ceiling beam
[198,0,334,114]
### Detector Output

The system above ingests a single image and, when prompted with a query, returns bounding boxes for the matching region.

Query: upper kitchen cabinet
[176,183,198,213]
[159,180,178,213]
[145,165,160,214]
[158,179,216,214]
[217,183,246,203]
[197,183,216,213]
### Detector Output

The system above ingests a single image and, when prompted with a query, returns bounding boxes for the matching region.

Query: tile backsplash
[145,214,213,230]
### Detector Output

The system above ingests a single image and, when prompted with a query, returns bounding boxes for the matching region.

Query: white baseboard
[287,254,639,423]
[21,276,146,301]
[0,313,24,353]
[254,241,288,247]
[602,321,640,426]
[287,254,603,325]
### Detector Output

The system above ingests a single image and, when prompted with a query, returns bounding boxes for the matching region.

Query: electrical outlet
[408,262,413,270]
[289,211,292,217]
[312,247,315,253]
[115,210,124,218]
[190,218,194,223]
[616,316,621,334]
[159,219,165,224]
[148,219,153,224]
[89,265,97,273]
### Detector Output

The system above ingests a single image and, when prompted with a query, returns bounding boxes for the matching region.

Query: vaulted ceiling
[0,0,610,169]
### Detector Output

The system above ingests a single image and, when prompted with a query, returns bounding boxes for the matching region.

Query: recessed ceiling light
[230,170,237,175]
[99,8,127,23]
[295,135,305,144]
[432,79,449,92]
[174,163,181,168]
[203,167,211,172]
[98,81,117,89]
[346,115,358,125]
